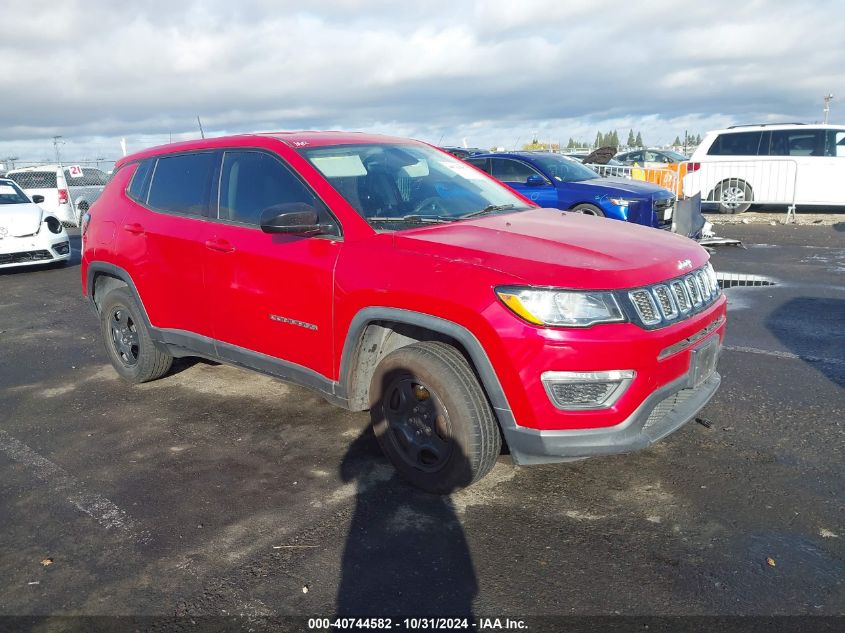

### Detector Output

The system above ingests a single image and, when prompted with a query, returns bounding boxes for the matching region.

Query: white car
[5,164,108,226]
[0,178,71,269]
[683,123,845,213]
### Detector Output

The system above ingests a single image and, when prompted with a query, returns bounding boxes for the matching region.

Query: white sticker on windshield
[442,161,485,180]
[67,164,84,178]
[310,155,367,178]
[0,185,17,195]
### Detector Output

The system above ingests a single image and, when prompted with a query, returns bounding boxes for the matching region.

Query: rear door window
[768,129,826,156]
[147,152,216,216]
[6,171,57,189]
[465,157,491,174]
[707,131,764,156]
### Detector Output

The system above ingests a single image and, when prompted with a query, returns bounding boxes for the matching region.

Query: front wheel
[369,341,501,493]
[569,203,605,217]
[100,287,173,383]
[713,180,752,214]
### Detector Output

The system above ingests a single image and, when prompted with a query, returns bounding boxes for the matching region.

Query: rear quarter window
[146,152,216,216]
[126,159,155,203]
[707,131,764,156]
[6,171,58,189]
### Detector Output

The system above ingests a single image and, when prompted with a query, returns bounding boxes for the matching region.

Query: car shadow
[335,426,478,626]
[765,297,845,390]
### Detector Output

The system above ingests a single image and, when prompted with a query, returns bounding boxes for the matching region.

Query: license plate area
[688,337,719,388]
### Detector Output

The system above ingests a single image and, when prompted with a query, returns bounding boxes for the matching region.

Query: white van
[5,164,109,226]
[683,124,845,213]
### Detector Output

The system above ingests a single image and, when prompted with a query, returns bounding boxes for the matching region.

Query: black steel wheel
[99,287,172,383]
[370,341,500,493]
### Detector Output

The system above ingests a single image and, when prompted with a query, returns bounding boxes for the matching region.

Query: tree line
[551,129,703,150]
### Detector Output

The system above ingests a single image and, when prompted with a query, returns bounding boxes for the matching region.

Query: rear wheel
[713,180,752,214]
[369,341,501,493]
[100,287,172,383]
[569,203,605,217]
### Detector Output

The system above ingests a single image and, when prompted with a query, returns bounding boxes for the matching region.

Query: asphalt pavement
[0,225,842,631]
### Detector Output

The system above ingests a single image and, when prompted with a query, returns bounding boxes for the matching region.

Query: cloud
[0,0,842,162]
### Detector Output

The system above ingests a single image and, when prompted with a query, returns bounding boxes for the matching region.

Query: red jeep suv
[81,132,726,492]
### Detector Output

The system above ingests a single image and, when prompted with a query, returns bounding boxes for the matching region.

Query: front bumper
[0,234,70,268]
[503,369,720,465]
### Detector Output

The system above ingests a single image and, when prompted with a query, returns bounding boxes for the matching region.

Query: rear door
[204,149,341,378]
[116,151,217,338]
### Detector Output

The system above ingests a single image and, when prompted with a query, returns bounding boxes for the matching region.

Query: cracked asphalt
[0,224,842,630]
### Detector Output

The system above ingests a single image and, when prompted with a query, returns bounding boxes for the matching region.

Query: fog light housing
[541,370,635,410]
[52,241,70,255]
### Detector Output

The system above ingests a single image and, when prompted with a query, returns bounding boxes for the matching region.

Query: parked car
[5,164,109,226]
[81,132,725,492]
[466,152,676,228]
[440,146,485,160]
[616,149,688,165]
[683,123,845,213]
[562,152,624,166]
[0,178,70,269]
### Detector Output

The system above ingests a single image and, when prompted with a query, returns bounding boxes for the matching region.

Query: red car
[81,132,726,493]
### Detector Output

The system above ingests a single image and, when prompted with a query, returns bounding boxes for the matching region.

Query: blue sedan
[465,152,675,228]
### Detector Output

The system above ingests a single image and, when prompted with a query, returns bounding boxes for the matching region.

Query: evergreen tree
[673,135,681,146]
[695,134,702,145]
[595,131,602,148]
[627,129,636,146]
[610,131,619,147]
[635,132,643,147]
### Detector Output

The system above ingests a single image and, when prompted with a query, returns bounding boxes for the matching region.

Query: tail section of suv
[7,164,108,226]
[81,132,726,492]
[684,123,845,213]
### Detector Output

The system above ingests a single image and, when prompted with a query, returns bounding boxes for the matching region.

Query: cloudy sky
[1,0,842,165]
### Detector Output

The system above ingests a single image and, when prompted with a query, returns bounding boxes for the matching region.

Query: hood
[577,176,671,197]
[392,208,708,289]
[0,203,44,237]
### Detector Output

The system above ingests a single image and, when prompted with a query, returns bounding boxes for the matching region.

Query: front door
[490,158,559,208]
[203,149,342,379]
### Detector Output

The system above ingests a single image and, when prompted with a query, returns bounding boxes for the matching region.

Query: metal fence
[681,159,798,219]
[1,159,117,174]
[586,163,681,197]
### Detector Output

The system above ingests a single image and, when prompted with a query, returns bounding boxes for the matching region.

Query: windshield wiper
[367,215,458,224]
[459,204,520,220]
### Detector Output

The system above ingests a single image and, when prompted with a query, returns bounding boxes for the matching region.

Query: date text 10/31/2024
[307,618,528,630]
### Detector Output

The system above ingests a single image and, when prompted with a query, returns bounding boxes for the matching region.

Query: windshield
[525,153,599,183]
[662,150,688,161]
[298,143,532,229]
[0,180,31,205]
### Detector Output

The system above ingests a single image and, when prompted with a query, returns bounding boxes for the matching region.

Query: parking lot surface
[0,225,843,626]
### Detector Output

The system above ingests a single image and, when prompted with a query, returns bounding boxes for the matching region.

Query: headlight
[496,287,625,327]
[44,216,63,234]
[608,197,635,207]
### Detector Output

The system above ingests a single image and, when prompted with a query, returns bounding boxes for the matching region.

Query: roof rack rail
[726,122,807,129]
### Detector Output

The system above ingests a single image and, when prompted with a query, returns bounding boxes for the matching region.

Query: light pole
[52,136,64,166]
[823,94,834,124]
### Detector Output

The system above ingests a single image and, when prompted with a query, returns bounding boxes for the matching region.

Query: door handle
[204,238,235,253]
[123,223,144,235]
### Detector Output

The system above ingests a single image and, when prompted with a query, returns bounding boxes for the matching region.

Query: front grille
[0,249,52,265]
[623,265,720,329]
[643,387,696,430]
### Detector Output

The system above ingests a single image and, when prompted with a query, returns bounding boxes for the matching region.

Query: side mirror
[259,203,329,236]
[32,194,45,203]
[525,174,547,187]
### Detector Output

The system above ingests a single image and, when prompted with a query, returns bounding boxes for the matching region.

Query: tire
[569,203,605,217]
[713,180,752,214]
[369,341,501,493]
[100,287,172,383]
